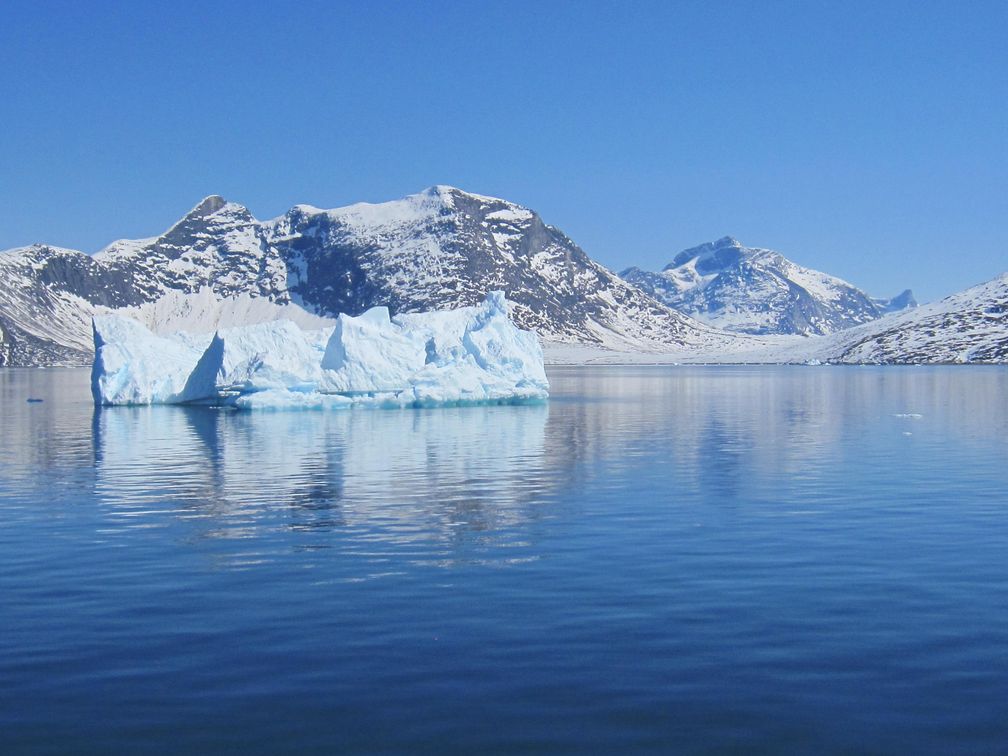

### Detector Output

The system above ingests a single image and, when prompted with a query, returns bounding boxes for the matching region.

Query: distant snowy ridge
[621,236,914,336]
[871,289,918,315]
[545,273,1008,365]
[1,187,736,367]
[809,273,1008,363]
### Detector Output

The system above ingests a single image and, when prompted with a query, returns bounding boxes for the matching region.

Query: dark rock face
[271,188,699,344]
[0,187,717,366]
[0,311,91,367]
[622,236,902,336]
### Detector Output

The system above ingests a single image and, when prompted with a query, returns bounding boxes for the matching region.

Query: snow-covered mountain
[871,289,918,314]
[620,236,913,336]
[0,187,728,367]
[547,273,1007,366]
[813,274,1008,363]
[4,190,1000,368]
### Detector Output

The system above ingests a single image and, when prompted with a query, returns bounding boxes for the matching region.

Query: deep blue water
[1,366,1007,753]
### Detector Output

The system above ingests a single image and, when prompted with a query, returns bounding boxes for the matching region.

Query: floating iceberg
[90,316,213,405]
[91,292,549,409]
[187,320,331,400]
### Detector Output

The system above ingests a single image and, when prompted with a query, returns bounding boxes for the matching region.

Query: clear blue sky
[2,0,1006,303]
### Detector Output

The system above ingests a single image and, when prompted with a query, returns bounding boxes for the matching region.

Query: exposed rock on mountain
[817,274,1008,363]
[621,236,909,336]
[0,187,728,366]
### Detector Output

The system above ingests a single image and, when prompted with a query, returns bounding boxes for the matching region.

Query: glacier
[91,292,549,409]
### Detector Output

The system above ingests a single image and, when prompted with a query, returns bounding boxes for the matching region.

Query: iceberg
[91,292,549,408]
[319,305,427,394]
[188,320,332,400]
[90,316,213,405]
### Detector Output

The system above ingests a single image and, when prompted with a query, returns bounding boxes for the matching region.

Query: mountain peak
[420,185,519,208]
[714,235,742,248]
[419,185,481,203]
[179,195,255,222]
[187,195,228,218]
[667,236,745,270]
[424,184,459,197]
[150,195,257,248]
[173,195,254,227]
[623,237,904,336]
[872,289,918,314]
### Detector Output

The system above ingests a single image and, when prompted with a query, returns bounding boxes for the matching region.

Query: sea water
[1,366,1006,753]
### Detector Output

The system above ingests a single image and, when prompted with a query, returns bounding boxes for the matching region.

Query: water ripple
[1,366,1008,752]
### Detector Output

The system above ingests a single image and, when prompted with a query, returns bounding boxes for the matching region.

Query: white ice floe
[91,292,549,408]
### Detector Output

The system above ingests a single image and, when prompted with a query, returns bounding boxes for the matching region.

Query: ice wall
[91,292,549,408]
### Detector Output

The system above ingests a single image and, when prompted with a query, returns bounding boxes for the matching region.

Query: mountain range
[0,187,730,367]
[620,236,916,336]
[1,187,1004,366]
[547,272,1008,366]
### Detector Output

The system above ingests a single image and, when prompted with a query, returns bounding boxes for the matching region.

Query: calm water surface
[1,366,1007,753]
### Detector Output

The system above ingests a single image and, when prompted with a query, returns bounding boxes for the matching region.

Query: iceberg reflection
[93,403,551,551]
[13,364,1006,572]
